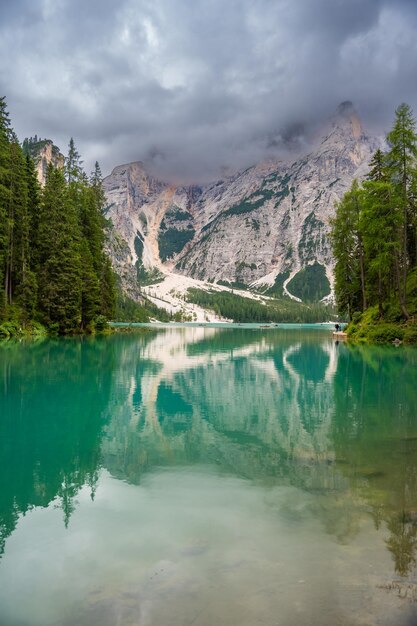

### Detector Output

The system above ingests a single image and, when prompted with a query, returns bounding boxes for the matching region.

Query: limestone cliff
[22,137,65,186]
[103,103,381,302]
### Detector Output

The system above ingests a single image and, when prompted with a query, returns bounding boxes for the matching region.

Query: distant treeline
[331,104,417,342]
[0,96,116,334]
[187,288,336,323]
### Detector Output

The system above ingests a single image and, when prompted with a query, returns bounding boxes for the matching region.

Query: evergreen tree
[80,185,104,273]
[330,180,366,318]
[65,137,83,186]
[4,140,30,308]
[331,105,417,327]
[386,103,417,317]
[90,161,106,211]
[0,97,11,314]
[25,155,41,259]
[37,166,82,332]
[361,160,399,317]
[100,256,116,320]
[80,238,100,329]
[0,97,118,334]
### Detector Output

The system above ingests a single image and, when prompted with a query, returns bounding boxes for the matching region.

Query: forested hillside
[186,288,335,323]
[0,97,116,336]
[331,104,417,343]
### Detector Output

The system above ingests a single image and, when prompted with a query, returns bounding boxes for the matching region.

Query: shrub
[403,326,417,345]
[94,315,108,332]
[0,321,21,338]
[366,324,405,344]
[0,325,10,339]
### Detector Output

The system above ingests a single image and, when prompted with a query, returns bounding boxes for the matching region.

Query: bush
[346,323,357,337]
[94,315,108,332]
[0,321,21,338]
[403,326,417,344]
[366,324,405,344]
[0,324,10,339]
[26,321,47,336]
[352,311,362,324]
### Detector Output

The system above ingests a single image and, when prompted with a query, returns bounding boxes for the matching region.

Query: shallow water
[0,327,416,626]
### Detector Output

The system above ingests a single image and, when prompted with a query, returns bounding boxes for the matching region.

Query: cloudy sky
[1,0,417,182]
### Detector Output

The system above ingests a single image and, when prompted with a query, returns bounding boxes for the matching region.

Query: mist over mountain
[103,102,381,306]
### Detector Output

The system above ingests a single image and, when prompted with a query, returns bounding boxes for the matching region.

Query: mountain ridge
[103,103,382,305]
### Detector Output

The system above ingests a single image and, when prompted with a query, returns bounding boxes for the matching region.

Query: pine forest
[331,103,417,343]
[0,96,116,336]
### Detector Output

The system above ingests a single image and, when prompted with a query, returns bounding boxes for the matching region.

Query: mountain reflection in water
[0,327,416,625]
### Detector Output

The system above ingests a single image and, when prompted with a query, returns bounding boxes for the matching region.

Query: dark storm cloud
[1,0,416,182]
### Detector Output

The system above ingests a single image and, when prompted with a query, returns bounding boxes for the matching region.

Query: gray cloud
[0,0,416,182]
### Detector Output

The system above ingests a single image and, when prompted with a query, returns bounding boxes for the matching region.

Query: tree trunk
[358,236,367,311]
[378,269,383,318]
[394,252,410,319]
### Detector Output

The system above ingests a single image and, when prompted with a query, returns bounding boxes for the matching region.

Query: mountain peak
[337,100,355,115]
[333,101,363,139]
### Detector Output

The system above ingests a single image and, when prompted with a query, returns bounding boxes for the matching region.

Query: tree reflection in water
[1,328,417,584]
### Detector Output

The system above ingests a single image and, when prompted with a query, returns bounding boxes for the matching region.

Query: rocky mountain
[103,102,381,303]
[22,137,65,186]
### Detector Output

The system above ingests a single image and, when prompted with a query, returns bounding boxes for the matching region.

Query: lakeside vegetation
[0,96,117,336]
[331,104,417,343]
[186,287,336,323]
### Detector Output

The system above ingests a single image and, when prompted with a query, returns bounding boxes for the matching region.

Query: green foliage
[299,212,327,264]
[264,271,290,297]
[0,319,46,339]
[158,227,195,261]
[331,103,417,341]
[366,324,405,343]
[0,321,20,338]
[346,305,417,344]
[216,280,250,290]
[0,97,117,335]
[186,288,334,323]
[22,136,61,160]
[133,232,165,285]
[164,206,192,221]
[403,327,417,344]
[331,181,368,317]
[223,189,274,218]
[136,263,165,286]
[94,315,107,331]
[115,290,170,323]
[286,263,330,302]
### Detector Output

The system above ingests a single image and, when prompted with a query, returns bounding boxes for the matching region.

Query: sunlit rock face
[103,103,381,301]
[23,139,65,186]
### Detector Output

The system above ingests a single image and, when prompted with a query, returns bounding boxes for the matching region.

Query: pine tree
[37,166,82,332]
[386,103,417,317]
[100,256,116,319]
[90,161,106,212]
[4,140,30,308]
[80,238,100,329]
[25,155,41,260]
[330,180,366,318]
[0,99,119,333]
[65,138,83,186]
[80,186,104,273]
[0,97,11,314]
[361,152,399,317]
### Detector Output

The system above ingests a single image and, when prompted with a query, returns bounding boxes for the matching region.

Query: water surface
[0,327,416,625]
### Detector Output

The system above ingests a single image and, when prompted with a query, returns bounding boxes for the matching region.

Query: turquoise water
[0,327,416,626]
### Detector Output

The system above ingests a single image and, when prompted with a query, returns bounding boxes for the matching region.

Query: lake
[0,326,416,626]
